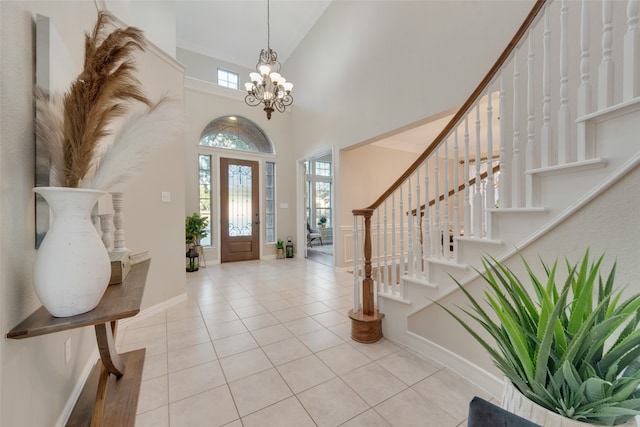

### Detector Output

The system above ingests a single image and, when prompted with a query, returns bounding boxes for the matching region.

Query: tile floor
[117,257,491,427]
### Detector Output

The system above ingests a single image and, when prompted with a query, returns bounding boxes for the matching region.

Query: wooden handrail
[355,0,547,215]
[409,164,501,216]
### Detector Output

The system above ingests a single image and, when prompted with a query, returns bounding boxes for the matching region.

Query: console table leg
[95,321,125,376]
[90,364,109,427]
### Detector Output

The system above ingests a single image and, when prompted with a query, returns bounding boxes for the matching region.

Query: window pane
[228,164,253,236]
[315,161,331,176]
[217,68,239,90]
[198,154,212,246]
[315,182,331,226]
[265,161,275,243]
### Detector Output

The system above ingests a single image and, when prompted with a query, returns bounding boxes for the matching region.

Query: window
[305,158,332,228]
[200,116,273,154]
[217,68,239,89]
[199,154,212,246]
[265,162,275,243]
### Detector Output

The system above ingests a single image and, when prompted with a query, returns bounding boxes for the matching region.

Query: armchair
[307,222,323,247]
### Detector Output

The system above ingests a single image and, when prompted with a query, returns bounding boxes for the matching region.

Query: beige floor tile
[228,296,261,309]
[271,307,308,323]
[201,309,239,326]
[135,405,169,427]
[207,319,248,340]
[297,377,369,427]
[316,342,371,375]
[376,349,442,386]
[349,338,402,360]
[340,409,391,427]
[122,323,166,346]
[167,327,211,352]
[250,324,294,346]
[341,362,408,406]
[137,375,168,414]
[219,347,273,382]
[241,396,316,427]
[261,336,312,366]
[142,352,168,381]
[234,304,268,318]
[374,388,458,427]
[412,368,491,422]
[167,342,217,373]
[241,312,280,331]
[261,298,295,312]
[283,317,324,336]
[166,315,206,336]
[119,336,167,358]
[299,301,332,315]
[168,360,226,403]
[228,368,293,417]
[328,321,352,342]
[213,331,259,358]
[125,311,167,330]
[298,328,343,352]
[312,310,349,328]
[277,354,335,393]
[169,384,239,427]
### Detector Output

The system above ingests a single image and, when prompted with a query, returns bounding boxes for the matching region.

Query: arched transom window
[199,116,273,154]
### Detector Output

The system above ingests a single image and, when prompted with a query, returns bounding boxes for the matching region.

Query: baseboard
[391,330,503,400]
[119,292,188,329]
[55,348,99,427]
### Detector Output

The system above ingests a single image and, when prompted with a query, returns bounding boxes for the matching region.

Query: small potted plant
[185,213,208,272]
[317,216,327,228]
[276,238,285,259]
[439,249,640,426]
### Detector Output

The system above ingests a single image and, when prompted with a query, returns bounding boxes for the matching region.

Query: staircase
[349,0,640,398]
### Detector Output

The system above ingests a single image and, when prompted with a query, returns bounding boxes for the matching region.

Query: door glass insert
[228,164,253,237]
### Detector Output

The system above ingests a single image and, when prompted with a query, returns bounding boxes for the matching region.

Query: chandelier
[244,0,293,120]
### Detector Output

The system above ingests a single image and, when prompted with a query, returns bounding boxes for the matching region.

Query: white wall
[0,1,184,424]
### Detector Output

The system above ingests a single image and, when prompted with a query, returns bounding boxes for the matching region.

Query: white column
[99,213,114,251]
[541,5,553,168]
[474,104,483,236]
[423,161,430,276]
[453,129,460,252]
[512,50,522,208]
[442,139,450,258]
[463,117,471,235]
[526,31,535,208]
[111,192,128,252]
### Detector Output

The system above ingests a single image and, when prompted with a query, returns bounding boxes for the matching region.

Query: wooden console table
[7,259,151,427]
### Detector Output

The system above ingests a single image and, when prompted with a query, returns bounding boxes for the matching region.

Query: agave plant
[439,250,640,425]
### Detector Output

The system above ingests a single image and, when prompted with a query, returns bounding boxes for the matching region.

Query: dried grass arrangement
[35,11,182,190]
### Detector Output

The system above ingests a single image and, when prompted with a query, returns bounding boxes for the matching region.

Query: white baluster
[463,117,471,236]
[499,74,510,208]
[407,177,413,277]
[414,168,421,276]
[599,0,614,109]
[376,208,381,292]
[391,192,397,294]
[399,185,405,287]
[474,104,483,236]
[434,148,441,254]
[526,31,535,208]
[512,49,522,208]
[353,215,360,312]
[423,161,430,277]
[624,0,640,100]
[453,128,460,254]
[542,5,553,168]
[558,0,570,164]
[384,200,390,294]
[443,138,450,258]
[99,213,114,251]
[577,0,592,161]
[486,88,496,231]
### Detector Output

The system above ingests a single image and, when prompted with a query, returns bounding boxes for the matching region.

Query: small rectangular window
[199,154,212,246]
[217,68,239,90]
[265,162,275,243]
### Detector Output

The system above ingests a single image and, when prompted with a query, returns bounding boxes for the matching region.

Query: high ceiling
[176,0,332,70]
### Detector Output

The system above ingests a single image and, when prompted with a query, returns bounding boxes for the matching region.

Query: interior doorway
[303,152,333,266]
[220,157,260,262]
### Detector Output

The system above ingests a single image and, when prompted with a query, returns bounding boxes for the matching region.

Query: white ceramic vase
[501,379,638,427]
[33,187,111,317]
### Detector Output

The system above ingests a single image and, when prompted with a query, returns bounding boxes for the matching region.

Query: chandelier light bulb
[249,72,261,84]
[283,82,293,92]
[269,72,281,84]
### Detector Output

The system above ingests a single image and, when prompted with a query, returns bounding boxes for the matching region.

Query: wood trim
[359,0,548,214]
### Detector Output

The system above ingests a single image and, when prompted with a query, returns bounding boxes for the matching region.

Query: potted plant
[317,216,327,228]
[185,213,209,247]
[276,238,285,259]
[439,249,640,426]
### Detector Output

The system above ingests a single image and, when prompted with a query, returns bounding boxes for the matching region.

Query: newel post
[349,209,385,343]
